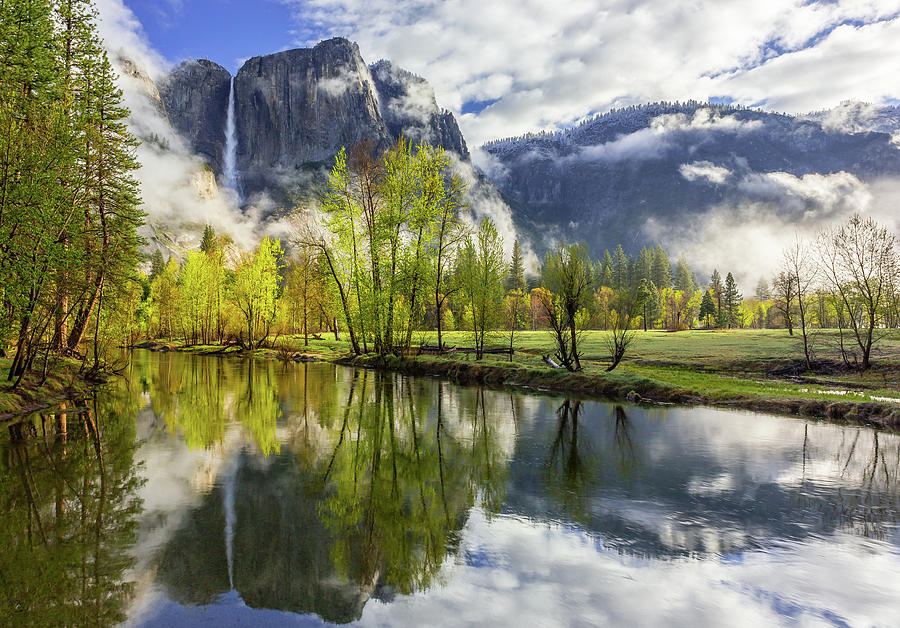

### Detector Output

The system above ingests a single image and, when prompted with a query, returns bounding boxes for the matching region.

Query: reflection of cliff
[149,363,515,622]
[156,451,370,623]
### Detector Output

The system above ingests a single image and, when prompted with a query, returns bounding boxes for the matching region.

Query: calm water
[2,351,900,627]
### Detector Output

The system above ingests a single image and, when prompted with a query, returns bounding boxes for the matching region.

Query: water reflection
[0,390,144,625]
[2,351,899,626]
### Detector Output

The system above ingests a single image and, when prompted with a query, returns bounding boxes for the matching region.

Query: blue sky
[123,0,308,73]
[109,0,900,147]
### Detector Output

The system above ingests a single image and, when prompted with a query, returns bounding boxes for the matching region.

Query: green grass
[0,356,92,418]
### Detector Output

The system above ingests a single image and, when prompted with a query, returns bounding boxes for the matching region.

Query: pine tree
[66,45,144,356]
[720,272,742,328]
[599,250,614,288]
[754,277,771,301]
[673,255,697,293]
[699,290,716,327]
[2,0,79,378]
[709,269,724,324]
[505,238,526,292]
[651,245,671,289]
[149,249,165,281]
[200,225,217,253]
[612,244,629,290]
[637,278,656,331]
[634,246,654,285]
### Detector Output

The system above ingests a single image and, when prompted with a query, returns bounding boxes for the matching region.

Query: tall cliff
[159,59,232,178]
[233,38,390,202]
[370,60,469,159]
[159,38,472,207]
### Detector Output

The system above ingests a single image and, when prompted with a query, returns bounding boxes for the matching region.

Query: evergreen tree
[599,250,614,288]
[634,246,654,285]
[673,255,697,293]
[505,238,526,292]
[149,249,165,281]
[637,278,656,331]
[720,272,742,328]
[200,225,217,253]
[65,45,144,356]
[612,244,629,290]
[709,269,724,324]
[754,277,771,301]
[1,0,144,379]
[651,245,671,289]
[699,290,716,327]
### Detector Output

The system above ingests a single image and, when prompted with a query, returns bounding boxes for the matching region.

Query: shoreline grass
[143,328,900,429]
[0,356,99,423]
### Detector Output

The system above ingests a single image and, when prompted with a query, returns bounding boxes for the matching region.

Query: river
[2,350,899,626]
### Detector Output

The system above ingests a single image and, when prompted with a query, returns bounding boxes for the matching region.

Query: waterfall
[223,76,240,202]
[223,457,237,590]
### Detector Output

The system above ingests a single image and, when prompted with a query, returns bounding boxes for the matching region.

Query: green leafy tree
[231,236,283,349]
[457,219,505,359]
[539,243,593,371]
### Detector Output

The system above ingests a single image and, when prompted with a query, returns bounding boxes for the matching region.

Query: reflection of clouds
[122,356,900,625]
[360,509,900,627]
[127,407,243,624]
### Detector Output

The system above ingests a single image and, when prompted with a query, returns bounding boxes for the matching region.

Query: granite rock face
[233,38,391,201]
[370,60,469,159]
[159,39,473,207]
[159,59,232,178]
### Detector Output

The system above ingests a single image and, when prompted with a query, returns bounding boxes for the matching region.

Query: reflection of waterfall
[223,454,238,590]
[223,77,240,201]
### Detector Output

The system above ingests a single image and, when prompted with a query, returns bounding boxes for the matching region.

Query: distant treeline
[137,137,900,373]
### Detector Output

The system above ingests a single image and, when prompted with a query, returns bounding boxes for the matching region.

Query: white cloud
[643,170,900,286]
[278,0,900,151]
[359,508,900,628]
[680,161,732,184]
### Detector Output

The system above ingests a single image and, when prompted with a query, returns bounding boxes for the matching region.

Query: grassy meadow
[232,328,900,409]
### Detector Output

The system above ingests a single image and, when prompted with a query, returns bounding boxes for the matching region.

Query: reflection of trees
[135,352,280,455]
[544,401,644,522]
[0,390,144,625]
[545,399,593,517]
[155,366,511,622]
[612,406,639,477]
[318,372,509,598]
[798,427,900,540]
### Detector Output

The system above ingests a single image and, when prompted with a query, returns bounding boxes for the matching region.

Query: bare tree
[605,290,638,372]
[540,244,593,371]
[771,271,796,335]
[817,215,899,370]
[781,236,818,369]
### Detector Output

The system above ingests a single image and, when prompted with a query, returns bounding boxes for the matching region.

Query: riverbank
[0,356,101,423]
[138,329,900,430]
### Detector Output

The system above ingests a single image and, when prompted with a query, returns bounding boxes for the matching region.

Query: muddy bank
[337,355,900,430]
